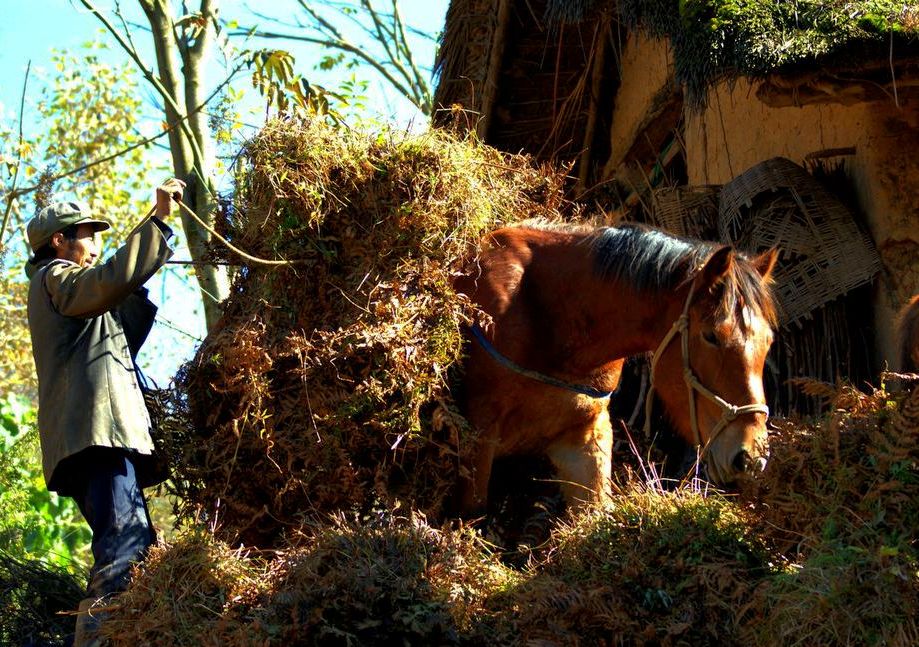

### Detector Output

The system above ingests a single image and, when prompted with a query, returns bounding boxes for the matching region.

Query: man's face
[53,223,100,268]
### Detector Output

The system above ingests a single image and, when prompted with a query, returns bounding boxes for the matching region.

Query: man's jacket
[27,218,174,494]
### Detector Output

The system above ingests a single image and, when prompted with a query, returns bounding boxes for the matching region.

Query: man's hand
[155,178,187,219]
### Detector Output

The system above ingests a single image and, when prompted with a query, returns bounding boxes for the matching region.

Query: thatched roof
[433,0,614,168]
[434,0,919,154]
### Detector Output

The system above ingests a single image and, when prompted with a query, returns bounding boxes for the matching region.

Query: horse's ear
[699,246,734,288]
[752,247,779,280]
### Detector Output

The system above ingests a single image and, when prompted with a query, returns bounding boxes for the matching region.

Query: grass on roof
[617,0,919,106]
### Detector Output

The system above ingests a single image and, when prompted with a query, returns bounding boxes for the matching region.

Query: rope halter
[642,279,770,456]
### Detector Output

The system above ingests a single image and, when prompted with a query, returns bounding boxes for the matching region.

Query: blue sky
[0,1,447,125]
[1,0,448,384]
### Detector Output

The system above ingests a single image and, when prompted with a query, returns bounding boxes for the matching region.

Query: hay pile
[99,120,917,644]
[105,382,919,645]
[98,515,517,646]
[740,380,919,645]
[170,119,572,545]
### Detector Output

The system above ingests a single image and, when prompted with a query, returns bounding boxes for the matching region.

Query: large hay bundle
[171,120,572,545]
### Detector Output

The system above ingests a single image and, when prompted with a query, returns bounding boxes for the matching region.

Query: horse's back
[456,226,562,317]
[456,225,593,313]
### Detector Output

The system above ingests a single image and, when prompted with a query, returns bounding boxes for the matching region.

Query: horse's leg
[457,430,499,518]
[546,410,613,509]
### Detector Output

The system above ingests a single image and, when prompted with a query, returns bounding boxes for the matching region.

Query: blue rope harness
[470,324,616,399]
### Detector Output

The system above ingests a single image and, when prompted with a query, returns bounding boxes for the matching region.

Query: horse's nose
[731,449,765,476]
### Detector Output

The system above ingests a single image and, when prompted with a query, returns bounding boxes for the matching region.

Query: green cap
[26,201,111,252]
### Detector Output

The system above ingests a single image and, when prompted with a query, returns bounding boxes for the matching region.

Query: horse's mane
[897,295,919,372]
[590,223,777,328]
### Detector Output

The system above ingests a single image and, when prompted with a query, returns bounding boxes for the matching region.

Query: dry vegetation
[51,119,919,645]
[109,379,919,646]
[164,118,572,546]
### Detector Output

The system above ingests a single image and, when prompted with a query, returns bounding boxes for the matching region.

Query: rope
[175,200,304,267]
[127,200,304,267]
[470,323,616,399]
[643,278,769,455]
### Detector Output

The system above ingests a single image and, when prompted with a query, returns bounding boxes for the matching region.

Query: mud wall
[683,80,919,368]
[601,34,675,178]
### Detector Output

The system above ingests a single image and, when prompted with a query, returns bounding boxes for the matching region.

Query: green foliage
[37,42,168,251]
[0,271,34,396]
[246,48,340,121]
[619,0,919,106]
[1,42,170,397]
[0,394,90,571]
[233,0,435,118]
[244,47,370,125]
[208,86,248,147]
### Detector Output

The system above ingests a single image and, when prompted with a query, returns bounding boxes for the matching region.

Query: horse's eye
[702,330,720,347]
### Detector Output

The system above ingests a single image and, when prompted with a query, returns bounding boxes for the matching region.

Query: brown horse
[454,222,778,515]
[897,295,919,372]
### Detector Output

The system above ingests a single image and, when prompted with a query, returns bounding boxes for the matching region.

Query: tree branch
[81,0,208,184]
[5,62,241,203]
[232,27,424,113]
[8,123,172,203]
[389,1,430,109]
[1,61,31,249]
[239,0,432,113]
[114,0,144,61]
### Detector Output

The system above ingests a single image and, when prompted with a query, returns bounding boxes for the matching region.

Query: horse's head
[652,246,778,486]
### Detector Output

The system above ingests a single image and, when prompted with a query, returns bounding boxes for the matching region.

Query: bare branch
[1,61,32,249]
[113,0,143,58]
[361,0,399,71]
[5,61,242,203]
[389,1,431,109]
[80,0,209,186]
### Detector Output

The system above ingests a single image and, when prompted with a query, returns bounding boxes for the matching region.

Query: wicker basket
[718,157,881,326]
[649,185,720,240]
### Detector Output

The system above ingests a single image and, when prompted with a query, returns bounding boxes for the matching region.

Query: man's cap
[26,201,111,252]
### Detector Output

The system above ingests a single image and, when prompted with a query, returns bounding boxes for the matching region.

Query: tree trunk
[139,0,229,330]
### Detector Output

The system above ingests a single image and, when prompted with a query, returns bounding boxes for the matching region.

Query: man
[25,179,185,645]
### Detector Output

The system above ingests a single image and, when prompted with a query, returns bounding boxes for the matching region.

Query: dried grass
[170,119,572,545]
[98,119,919,645]
[99,515,519,646]
[491,486,774,645]
[98,382,919,645]
[740,382,919,646]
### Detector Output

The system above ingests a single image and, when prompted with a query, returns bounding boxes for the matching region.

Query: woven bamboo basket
[649,185,720,240]
[718,157,881,325]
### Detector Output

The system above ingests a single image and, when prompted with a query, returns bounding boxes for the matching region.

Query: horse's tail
[897,295,919,372]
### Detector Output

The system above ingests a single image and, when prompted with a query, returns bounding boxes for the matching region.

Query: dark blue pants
[72,451,155,598]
